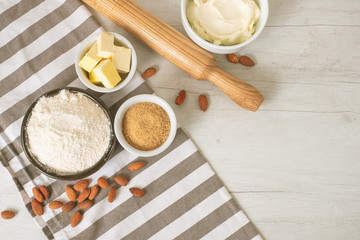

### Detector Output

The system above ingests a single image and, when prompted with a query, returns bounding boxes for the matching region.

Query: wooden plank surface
[1,0,359,239]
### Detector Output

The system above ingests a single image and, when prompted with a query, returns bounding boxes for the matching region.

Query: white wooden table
[1,0,359,239]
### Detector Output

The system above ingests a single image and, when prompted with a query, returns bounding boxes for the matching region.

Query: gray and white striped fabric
[0,0,262,239]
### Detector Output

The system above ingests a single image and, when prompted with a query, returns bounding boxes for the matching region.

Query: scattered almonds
[49,201,63,210]
[78,200,93,210]
[31,199,43,216]
[142,67,157,79]
[128,162,146,171]
[1,210,15,220]
[65,185,77,201]
[73,179,90,192]
[108,186,116,203]
[239,56,255,67]
[130,188,144,197]
[62,201,77,213]
[198,95,208,112]
[71,211,82,228]
[39,185,50,200]
[97,177,110,189]
[227,53,239,63]
[22,156,154,224]
[114,175,128,186]
[88,185,100,200]
[174,90,210,112]
[32,187,44,203]
[175,90,186,105]
[78,188,90,203]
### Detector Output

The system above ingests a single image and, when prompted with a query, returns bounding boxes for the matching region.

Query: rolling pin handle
[207,68,264,112]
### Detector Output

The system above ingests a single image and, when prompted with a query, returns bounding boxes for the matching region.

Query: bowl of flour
[21,88,115,180]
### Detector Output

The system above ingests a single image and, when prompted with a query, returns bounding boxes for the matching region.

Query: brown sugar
[122,102,171,151]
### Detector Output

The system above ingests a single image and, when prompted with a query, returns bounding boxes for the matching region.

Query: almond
[1,210,15,219]
[108,186,116,203]
[78,200,93,210]
[78,188,90,203]
[49,201,63,209]
[128,161,146,171]
[32,187,44,203]
[62,201,76,213]
[97,177,109,189]
[198,94,208,112]
[227,53,239,63]
[88,185,99,200]
[71,211,82,228]
[31,199,43,216]
[65,185,77,201]
[39,185,50,200]
[142,67,157,79]
[239,56,255,67]
[130,187,144,197]
[113,175,128,186]
[73,179,90,192]
[175,90,186,105]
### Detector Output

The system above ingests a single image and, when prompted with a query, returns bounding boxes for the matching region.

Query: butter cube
[92,59,121,88]
[97,32,114,58]
[113,46,131,73]
[79,42,102,72]
[89,70,102,84]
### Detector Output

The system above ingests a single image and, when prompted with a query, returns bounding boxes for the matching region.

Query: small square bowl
[75,31,137,93]
[114,94,177,157]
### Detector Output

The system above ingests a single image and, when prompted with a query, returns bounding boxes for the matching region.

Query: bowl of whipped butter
[181,0,269,54]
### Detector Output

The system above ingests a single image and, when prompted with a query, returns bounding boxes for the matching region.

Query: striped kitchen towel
[0,0,262,239]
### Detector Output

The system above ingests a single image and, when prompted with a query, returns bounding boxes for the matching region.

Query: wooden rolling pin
[83,0,264,111]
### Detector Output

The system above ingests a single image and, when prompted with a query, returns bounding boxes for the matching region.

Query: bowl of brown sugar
[114,94,177,157]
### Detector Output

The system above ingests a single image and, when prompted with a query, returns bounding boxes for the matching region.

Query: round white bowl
[181,0,269,54]
[114,94,177,157]
[75,31,137,93]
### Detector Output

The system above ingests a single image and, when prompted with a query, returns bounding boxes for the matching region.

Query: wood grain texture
[1,0,360,239]
[82,0,264,111]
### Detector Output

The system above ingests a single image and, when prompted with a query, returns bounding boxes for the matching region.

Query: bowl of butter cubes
[75,32,137,93]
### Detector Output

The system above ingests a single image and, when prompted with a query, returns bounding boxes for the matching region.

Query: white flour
[26,90,111,173]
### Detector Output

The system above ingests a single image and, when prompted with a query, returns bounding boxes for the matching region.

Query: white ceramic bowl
[114,94,177,157]
[181,0,269,54]
[75,32,137,93]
